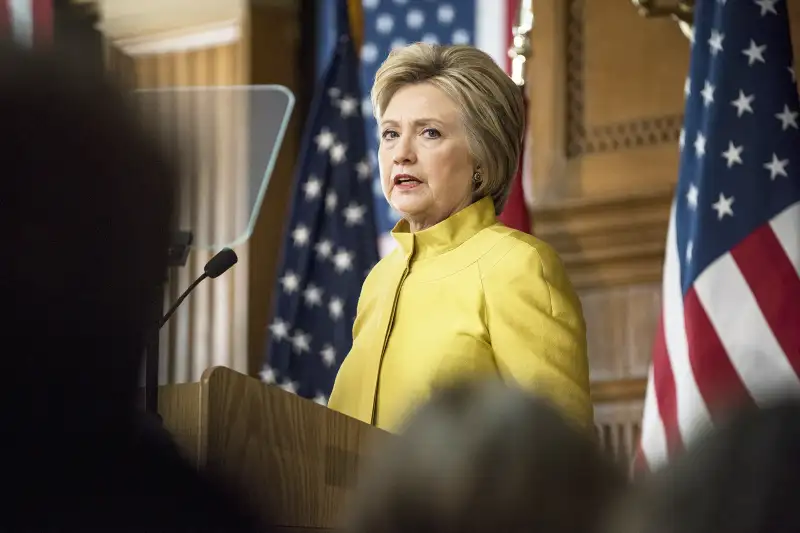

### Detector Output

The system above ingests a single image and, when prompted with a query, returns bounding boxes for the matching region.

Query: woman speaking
[327,43,592,432]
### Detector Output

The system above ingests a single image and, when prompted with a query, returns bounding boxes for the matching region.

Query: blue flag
[261,0,379,404]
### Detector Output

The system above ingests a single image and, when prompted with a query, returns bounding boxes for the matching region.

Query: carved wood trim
[533,188,673,289]
[564,0,684,157]
[566,0,585,157]
[592,378,648,403]
[583,115,684,154]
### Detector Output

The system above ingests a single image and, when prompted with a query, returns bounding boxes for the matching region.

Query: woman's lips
[394,173,421,190]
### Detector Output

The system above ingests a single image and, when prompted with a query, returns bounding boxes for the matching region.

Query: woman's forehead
[382,83,460,123]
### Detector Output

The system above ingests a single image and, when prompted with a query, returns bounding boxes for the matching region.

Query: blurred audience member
[615,400,800,533]
[0,43,262,531]
[345,379,624,533]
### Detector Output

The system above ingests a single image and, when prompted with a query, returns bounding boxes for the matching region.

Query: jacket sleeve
[481,238,593,429]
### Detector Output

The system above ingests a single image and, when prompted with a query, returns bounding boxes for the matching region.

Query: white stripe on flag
[695,251,800,406]
[9,0,32,47]
[662,203,713,445]
[770,201,800,277]
[475,0,508,70]
[639,364,668,468]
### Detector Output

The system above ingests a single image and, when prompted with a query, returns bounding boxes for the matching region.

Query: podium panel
[157,366,390,531]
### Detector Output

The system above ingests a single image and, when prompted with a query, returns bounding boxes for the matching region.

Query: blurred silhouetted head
[346,380,624,533]
[619,400,800,533]
[0,43,174,416]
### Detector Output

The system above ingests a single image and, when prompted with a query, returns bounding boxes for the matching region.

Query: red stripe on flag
[32,0,52,46]
[650,315,683,458]
[731,224,800,373]
[684,288,755,422]
[0,1,10,38]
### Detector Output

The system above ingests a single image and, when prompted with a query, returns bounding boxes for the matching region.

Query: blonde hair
[371,43,525,214]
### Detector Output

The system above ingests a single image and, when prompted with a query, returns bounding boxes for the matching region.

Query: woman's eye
[381,130,398,140]
[422,128,441,139]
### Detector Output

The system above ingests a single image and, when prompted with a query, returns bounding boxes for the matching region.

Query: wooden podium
[155,366,390,532]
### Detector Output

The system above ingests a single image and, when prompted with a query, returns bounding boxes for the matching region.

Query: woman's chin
[390,192,429,217]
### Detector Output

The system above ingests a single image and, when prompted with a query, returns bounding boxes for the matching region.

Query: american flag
[0,0,52,47]
[356,0,527,254]
[261,0,379,404]
[637,0,800,472]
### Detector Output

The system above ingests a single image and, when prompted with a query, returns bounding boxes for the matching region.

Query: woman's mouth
[394,174,422,190]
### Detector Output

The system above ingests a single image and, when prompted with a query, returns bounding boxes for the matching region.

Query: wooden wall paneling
[246,3,302,376]
[526,0,800,222]
[525,0,687,362]
[567,0,689,200]
[526,0,800,458]
[524,0,689,445]
[582,283,661,381]
[533,189,672,289]
[527,0,689,208]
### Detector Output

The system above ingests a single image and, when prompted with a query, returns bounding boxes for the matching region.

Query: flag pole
[509,0,533,88]
[498,0,534,234]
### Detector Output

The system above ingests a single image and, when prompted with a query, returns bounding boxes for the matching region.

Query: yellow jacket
[328,196,592,432]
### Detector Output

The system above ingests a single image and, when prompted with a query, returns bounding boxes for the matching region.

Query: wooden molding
[591,378,647,403]
[111,20,240,56]
[96,0,244,43]
[533,188,673,290]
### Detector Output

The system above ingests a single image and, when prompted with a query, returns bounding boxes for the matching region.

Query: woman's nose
[392,136,415,165]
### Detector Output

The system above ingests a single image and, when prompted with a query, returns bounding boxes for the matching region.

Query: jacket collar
[391,196,497,261]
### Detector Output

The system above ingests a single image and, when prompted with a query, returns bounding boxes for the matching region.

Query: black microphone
[158,247,238,329]
[143,246,238,417]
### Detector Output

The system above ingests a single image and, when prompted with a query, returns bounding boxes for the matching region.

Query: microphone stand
[144,230,193,418]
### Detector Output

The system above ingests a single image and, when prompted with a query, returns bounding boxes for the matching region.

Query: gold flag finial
[631,0,694,40]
